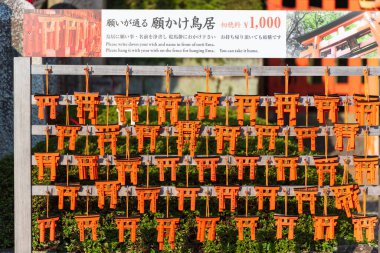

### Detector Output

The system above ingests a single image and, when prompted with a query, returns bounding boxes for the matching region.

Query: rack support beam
[14,57,32,253]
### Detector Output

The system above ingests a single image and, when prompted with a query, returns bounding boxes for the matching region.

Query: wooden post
[14,57,32,253]
[377,69,380,253]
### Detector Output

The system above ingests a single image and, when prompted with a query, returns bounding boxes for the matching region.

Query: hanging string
[106,158,110,181]
[146,159,150,188]
[342,158,349,185]
[126,65,130,96]
[204,67,211,93]
[324,67,329,97]
[66,154,70,186]
[166,127,169,157]
[45,66,50,95]
[225,157,229,186]
[265,159,269,186]
[265,98,269,125]
[185,98,190,120]
[84,65,90,93]
[305,99,309,127]
[146,96,150,125]
[185,158,189,188]
[284,127,289,157]
[45,126,49,153]
[205,129,210,157]
[46,191,49,218]
[284,65,289,94]
[343,96,348,124]
[225,98,229,126]
[304,159,308,187]
[65,95,70,126]
[245,190,249,217]
[324,128,328,159]
[284,188,288,216]
[323,190,328,216]
[245,128,249,156]
[105,94,110,126]
[86,188,90,216]
[165,66,172,94]
[166,190,170,218]
[363,67,369,101]
[125,129,130,159]
[85,126,89,156]
[364,127,368,158]
[363,188,367,217]
[244,66,249,95]
[126,188,129,218]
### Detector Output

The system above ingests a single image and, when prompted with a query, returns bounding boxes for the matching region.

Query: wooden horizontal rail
[31,64,380,76]
[32,185,380,197]
[32,154,360,166]
[31,124,380,137]
[31,95,358,106]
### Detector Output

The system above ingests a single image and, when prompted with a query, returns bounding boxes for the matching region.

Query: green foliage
[0,155,14,249]
[357,33,372,44]
[301,11,345,33]
[287,11,346,56]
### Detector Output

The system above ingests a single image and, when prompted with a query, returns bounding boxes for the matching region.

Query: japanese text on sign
[102,10,286,58]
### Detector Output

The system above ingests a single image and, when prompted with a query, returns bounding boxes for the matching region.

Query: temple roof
[294,11,362,43]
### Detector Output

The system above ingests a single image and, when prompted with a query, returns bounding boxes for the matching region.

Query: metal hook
[166,187,171,196]
[245,125,251,135]
[325,66,329,75]
[125,186,130,195]
[45,62,52,73]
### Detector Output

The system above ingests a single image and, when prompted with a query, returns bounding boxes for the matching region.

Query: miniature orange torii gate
[95,124,120,156]
[195,190,220,243]
[354,156,378,185]
[75,189,100,241]
[175,121,201,157]
[135,187,161,213]
[313,190,339,241]
[34,66,59,120]
[352,188,378,242]
[37,192,59,243]
[74,66,100,124]
[115,188,140,243]
[34,134,60,182]
[115,157,141,186]
[274,189,298,240]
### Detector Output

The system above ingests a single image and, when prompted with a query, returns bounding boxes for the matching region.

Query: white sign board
[101,10,286,58]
